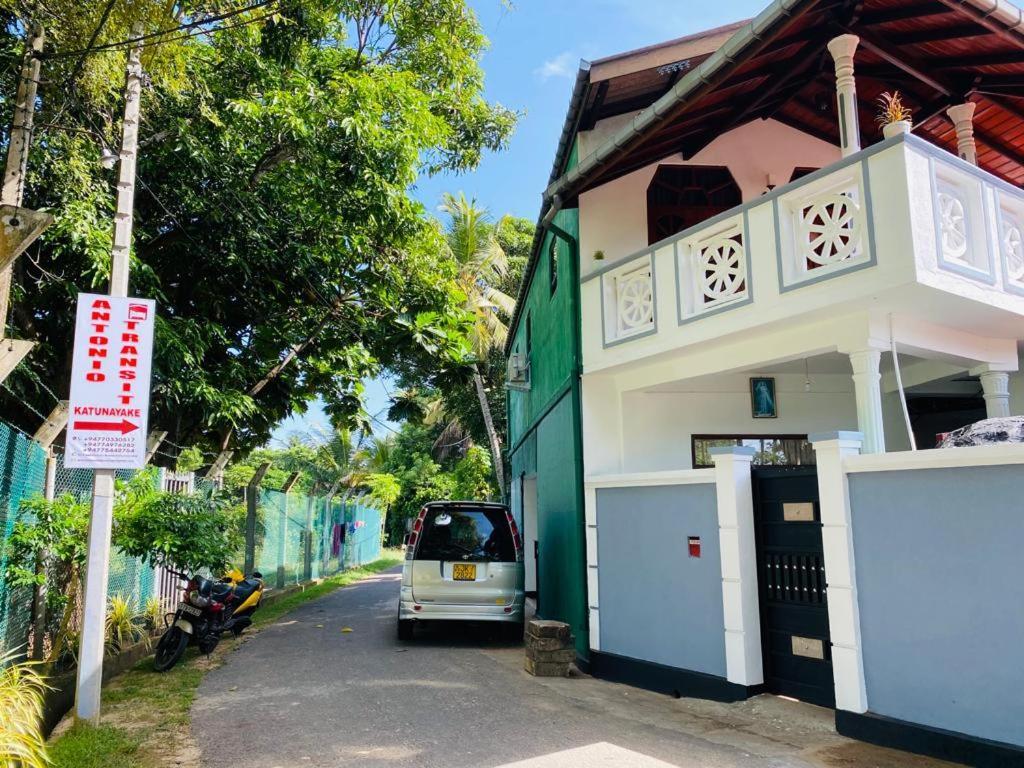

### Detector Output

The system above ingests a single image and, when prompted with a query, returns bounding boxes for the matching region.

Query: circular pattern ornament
[938,192,968,261]
[699,238,745,301]
[800,194,862,266]
[1003,221,1024,282]
[617,273,653,329]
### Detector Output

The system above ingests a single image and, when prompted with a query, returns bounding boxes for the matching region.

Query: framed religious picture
[750,377,777,419]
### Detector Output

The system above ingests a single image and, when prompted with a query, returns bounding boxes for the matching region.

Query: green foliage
[114,488,244,574]
[143,596,164,632]
[0,648,50,768]
[105,595,148,654]
[175,446,205,473]
[4,493,89,590]
[451,445,494,500]
[1,0,516,457]
[363,473,400,509]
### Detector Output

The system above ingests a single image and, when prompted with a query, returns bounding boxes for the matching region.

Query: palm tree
[439,192,515,494]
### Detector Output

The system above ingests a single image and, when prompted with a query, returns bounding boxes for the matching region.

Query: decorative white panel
[777,163,873,290]
[936,184,970,265]
[799,193,864,268]
[997,191,1024,295]
[601,254,656,345]
[677,215,750,322]
[929,159,994,283]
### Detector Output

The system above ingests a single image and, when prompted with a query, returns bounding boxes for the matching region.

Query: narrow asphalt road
[191,567,957,768]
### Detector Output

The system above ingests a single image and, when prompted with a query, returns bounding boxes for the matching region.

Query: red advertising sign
[65,293,156,469]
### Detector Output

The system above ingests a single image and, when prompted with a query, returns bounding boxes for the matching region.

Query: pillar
[972,366,1011,419]
[809,432,867,713]
[827,34,861,158]
[849,348,885,454]
[710,446,763,687]
[946,102,977,165]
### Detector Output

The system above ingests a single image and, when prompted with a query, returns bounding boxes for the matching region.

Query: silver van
[398,501,525,640]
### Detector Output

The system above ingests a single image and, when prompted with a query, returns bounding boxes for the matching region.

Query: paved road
[192,567,956,768]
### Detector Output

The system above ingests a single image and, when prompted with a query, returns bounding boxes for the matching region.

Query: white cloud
[534,51,576,82]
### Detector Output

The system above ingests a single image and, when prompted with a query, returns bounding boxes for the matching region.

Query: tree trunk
[471,365,505,497]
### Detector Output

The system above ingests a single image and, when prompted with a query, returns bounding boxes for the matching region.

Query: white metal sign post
[74,26,145,723]
[66,295,155,469]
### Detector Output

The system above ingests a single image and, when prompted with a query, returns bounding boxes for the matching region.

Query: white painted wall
[522,476,538,593]
[619,373,859,472]
[578,117,841,277]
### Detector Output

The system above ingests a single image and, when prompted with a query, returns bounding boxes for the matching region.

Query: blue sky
[270,0,766,446]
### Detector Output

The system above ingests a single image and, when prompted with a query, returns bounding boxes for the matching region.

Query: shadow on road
[399,620,524,650]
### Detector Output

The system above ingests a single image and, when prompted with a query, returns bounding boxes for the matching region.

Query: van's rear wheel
[397,619,414,641]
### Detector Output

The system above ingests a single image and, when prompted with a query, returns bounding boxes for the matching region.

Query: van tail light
[406,507,429,560]
[506,511,524,563]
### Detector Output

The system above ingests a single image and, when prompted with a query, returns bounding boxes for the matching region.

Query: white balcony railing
[583,132,1024,368]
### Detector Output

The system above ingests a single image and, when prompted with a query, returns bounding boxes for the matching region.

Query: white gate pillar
[711,446,763,687]
[848,348,885,454]
[827,34,861,158]
[810,431,867,714]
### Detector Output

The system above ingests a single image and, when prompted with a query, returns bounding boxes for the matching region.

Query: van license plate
[452,563,476,581]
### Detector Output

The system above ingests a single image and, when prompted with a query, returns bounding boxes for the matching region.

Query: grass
[48,723,141,768]
[48,552,403,768]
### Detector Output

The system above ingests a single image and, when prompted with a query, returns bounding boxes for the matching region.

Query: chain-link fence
[0,416,386,665]
[251,489,383,588]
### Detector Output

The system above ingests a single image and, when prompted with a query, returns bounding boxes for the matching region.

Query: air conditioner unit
[506,352,531,390]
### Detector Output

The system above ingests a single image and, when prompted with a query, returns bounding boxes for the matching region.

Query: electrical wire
[39,1,279,59]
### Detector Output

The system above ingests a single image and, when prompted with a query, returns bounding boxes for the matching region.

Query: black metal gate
[752,467,834,708]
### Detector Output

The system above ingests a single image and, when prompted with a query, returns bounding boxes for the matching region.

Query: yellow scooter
[153,568,264,672]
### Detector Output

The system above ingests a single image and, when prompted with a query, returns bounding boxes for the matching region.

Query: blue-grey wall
[596,483,725,677]
[848,465,1024,748]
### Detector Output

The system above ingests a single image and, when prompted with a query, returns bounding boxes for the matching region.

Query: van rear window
[417,507,515,563]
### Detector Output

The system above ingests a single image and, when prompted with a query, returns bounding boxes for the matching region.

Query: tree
[438,192,516,493]
[0,1,515,458]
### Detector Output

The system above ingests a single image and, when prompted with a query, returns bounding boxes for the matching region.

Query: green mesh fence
[0,412,386,662]
[342,501,383,569]
[249,489,383,587]
[0,422,48,656]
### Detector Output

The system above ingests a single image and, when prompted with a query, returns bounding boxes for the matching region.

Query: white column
[827,34,861,158]
[711,446,762,687]
[848,349,885,454]
[972,366,1011,418]
[809,431,867,714]
[946,102,977,165]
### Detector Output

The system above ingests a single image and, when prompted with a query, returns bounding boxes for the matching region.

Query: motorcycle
[153,568,264,672]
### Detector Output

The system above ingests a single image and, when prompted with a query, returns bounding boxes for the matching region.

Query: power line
[61,0,118,88]
[40,1,279,59]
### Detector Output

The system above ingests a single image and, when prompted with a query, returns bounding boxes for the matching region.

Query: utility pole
[0,25,51,382]
[75,25,144,724]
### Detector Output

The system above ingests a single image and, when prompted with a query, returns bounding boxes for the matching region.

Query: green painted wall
[507,156,588,656]
[507,206,580,443]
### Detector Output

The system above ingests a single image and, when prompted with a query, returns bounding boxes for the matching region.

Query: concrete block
[525,646,576,663]
[526,619,572,641]
[524,634,573,652]
[524,657,570,677]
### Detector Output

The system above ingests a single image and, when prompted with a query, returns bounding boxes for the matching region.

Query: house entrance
[751,467,834,708]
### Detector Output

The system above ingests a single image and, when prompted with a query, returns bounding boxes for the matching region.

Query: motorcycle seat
[211,582,233,599]
[233,579,261,602]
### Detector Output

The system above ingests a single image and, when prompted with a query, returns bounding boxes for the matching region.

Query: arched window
[646,165,742,245]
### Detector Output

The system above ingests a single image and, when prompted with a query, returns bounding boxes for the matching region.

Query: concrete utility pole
[75,26,144,724]
[0,25,51,382]
[243,462,271,574]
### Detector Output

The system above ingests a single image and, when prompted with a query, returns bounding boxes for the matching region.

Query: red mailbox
[688,536,701,558]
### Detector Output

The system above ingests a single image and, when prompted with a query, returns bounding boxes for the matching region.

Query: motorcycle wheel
[198,633,219,655]
[153,626,189,672]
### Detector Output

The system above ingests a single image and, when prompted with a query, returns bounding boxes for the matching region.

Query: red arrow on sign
[73,419,139,435]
